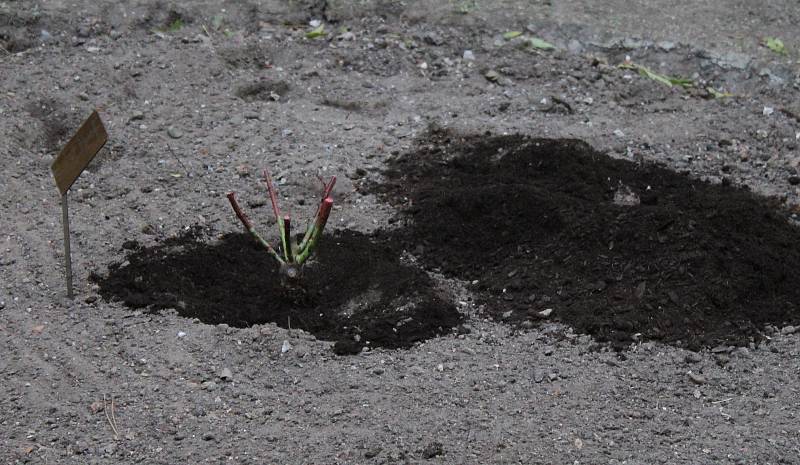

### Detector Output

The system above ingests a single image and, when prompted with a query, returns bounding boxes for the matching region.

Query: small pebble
[167,127,183,139]
[538,308,553,318]
[462,50,475,61]
[567,39,583,53]
[684,352,702,364]
[688,372,706,385]
[201,381,218,391]
[422,442,444,459]
[281,340,293,353]
[408,365,425,376]
[656,41,676,51]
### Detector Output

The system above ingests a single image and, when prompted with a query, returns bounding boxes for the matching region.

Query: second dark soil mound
[375,132,800,349]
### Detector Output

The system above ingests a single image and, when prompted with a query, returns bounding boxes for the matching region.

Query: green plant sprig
[227,169,336,281]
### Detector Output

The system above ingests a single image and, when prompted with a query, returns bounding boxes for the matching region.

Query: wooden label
[51,110,108,195]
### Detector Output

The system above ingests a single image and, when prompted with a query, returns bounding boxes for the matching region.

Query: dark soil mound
[92,228,460,354]
[375,131,800,349]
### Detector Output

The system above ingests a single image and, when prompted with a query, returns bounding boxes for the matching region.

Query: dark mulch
[373,131,800,349]
[92,228,460,355]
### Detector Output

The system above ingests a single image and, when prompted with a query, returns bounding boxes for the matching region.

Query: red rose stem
[226,191,283,262]
[262,168,281,220]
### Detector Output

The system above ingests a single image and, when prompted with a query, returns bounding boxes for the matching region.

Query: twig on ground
[166,144,191,177]
[202,25,214,41]
[103,394,120,439]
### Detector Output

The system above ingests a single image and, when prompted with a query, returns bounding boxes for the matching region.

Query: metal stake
[61,192,74,299]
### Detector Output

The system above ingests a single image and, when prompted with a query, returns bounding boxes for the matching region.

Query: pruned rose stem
[316,175,336,197]
[299,176,336,252]
[226,192,283,263]
[321,175,337,200]
[262,168,288,256]
[228,171,335,280]
[296,196,333,265]
[262,168,282,220]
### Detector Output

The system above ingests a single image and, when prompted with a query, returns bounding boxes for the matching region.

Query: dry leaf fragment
[89,400,105,414]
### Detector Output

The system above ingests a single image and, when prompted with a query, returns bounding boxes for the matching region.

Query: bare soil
[2,1,800,464]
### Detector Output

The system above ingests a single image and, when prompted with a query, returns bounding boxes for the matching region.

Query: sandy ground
[2,1,800,463]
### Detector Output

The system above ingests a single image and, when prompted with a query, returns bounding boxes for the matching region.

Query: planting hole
[93,229,460,354]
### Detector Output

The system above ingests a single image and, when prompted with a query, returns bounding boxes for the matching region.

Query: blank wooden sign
[50,110,108,298]
[51,110,108,195]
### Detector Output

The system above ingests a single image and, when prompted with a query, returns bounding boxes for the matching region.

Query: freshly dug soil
[92,228,460,354]
[375,131,800,349]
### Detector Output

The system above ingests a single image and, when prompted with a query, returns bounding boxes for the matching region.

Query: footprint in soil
[92,228,461,355]
[370,130,800,350]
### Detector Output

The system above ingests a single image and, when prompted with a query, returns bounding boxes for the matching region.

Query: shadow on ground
[92,229,460,354]
[372,130,800,350]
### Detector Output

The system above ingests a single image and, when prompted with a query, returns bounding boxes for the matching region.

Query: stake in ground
[227,170,335,282]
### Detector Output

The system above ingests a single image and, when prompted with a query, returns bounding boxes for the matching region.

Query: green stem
[262,169,291,262]
[299,176,336,252]
[296,197,333,264]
